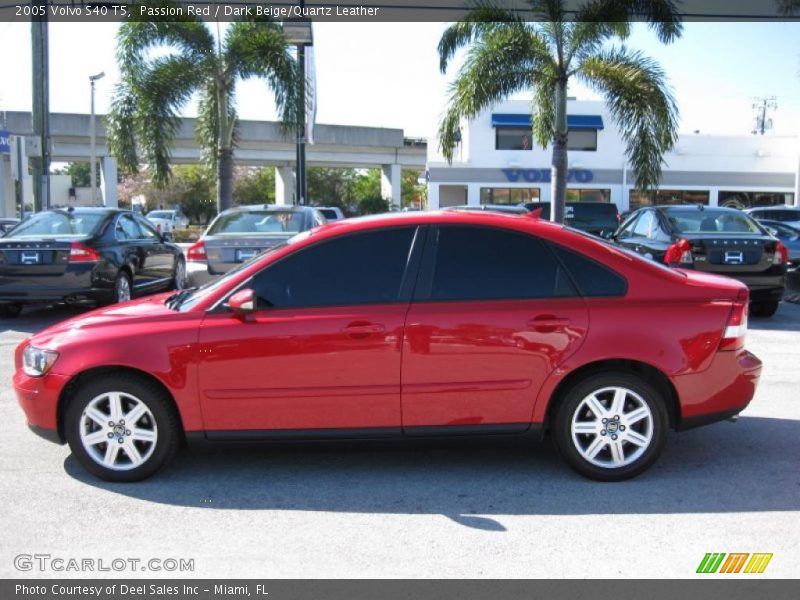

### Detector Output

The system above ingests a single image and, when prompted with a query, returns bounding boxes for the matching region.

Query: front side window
[632,211,656,237]
[250,227,417,309]
[116,214,143,241]
[427,226,576,301]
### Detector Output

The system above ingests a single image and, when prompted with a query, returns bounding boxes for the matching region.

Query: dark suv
[612,205,789,317]
[521,202,620,237]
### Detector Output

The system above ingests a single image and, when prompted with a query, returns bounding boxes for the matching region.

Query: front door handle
[343,322,386,338]
[527,315,570,331]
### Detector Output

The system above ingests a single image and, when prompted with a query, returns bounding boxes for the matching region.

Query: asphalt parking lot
[0,301,798,578]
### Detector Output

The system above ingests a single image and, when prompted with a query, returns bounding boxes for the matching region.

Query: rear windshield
[5,212,104,239]
[207,211,306,235]
[665,209,762,234]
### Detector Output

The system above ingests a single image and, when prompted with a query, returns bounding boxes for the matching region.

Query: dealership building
[427,99,799,212]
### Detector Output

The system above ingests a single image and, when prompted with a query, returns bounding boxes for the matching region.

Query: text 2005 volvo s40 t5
[14,211,762,482]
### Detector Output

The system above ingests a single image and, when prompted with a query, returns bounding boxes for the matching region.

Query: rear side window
[426,226,576,301]
[251,227,416,308]
[550,244,627,297]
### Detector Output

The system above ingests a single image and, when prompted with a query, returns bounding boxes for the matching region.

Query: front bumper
[13,369,71,444]
[673,348,762,429]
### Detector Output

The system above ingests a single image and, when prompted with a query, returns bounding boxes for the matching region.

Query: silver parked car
[186,205,325,285]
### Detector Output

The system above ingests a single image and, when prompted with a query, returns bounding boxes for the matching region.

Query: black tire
[111,270,132,304]
[0,303,23,318]
[749,300,779,318]
[64,373,181,482]
[552,371,669,482]
[171,257,186,290]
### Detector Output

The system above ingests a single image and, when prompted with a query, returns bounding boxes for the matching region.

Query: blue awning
[491,114,604,130]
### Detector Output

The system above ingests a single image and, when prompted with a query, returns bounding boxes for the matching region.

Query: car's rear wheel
[172,258,186,290]
[113,270,132,304]
[0,303,22,319]
[553,372,669,481]
[749,300,779,318]
[65,374,181,482]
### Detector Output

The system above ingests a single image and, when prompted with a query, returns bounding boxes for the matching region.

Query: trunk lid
[204,235,290,273]
[683,234,778,275]
[0,238,76,276]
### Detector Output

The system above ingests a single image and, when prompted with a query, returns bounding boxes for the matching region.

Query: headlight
[22,345,59,377]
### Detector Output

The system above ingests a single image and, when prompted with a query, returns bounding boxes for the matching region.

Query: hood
[27,292,183,350]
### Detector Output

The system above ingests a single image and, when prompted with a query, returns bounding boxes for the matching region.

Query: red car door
[197,227,422,435]
[401,225,589,431]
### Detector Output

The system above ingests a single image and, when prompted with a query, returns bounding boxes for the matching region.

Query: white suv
[145,209,189,233]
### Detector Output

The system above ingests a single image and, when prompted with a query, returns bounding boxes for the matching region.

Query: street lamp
[89,71,105,205]
[282,19,313,205]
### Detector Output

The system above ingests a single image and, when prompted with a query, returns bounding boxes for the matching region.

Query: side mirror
[227,288,256,319]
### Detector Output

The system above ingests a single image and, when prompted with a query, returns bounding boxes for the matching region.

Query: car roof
[219,205,317,215]
[41,207,122,216]
[655,205,741,214]
[745,205,798,211]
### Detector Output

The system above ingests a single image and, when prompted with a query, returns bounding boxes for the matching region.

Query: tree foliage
[107,2,299,213]
[438,0,681,221]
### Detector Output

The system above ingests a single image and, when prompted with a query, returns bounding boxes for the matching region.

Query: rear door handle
[527,316,570,331]
[343,322,386,337]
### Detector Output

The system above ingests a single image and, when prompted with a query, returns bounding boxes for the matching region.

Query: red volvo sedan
[13,211,762,482]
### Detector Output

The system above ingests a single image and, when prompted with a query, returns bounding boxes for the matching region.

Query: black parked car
[0,208,186,318]
[521,201,620,237]
[612,205,789,317]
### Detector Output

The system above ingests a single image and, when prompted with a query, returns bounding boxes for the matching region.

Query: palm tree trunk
[217,147,233,212]
[551,77,569,223]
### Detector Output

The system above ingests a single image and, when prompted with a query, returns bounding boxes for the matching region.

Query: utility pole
[751,96,777,135]
[89,72,106,206]
[31,1,50,212]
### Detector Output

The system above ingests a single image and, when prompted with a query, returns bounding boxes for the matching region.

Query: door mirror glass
[227,288,256,316]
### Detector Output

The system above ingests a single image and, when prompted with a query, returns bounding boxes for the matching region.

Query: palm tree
[438,0,682,222]
[107,5,298,212]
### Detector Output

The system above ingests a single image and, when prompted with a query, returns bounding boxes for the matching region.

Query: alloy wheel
[570,386,654,469]
[116,275,131,303]
[79,392,158,471]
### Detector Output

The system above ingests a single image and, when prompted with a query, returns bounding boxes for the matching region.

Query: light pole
[89,71,105,205]
[281,19,313,205]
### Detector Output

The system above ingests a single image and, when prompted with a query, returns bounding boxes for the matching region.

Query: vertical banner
[305,43,317,144]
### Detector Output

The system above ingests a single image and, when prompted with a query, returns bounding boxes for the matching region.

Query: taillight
[187,240,206,262]
[68,242,100,263]
[719,289,748,351]
[773,242,788,265]
[664,239,693,266]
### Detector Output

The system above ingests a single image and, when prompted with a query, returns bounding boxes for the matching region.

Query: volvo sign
[502,168,594,184]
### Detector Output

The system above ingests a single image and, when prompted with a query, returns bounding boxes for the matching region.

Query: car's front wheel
[172,258,186,290]
[553,372,669,481]
[113,270,132,304]
[65,374,181,482]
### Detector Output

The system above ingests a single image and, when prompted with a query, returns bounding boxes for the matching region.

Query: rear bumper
[0,267,109,304]
[673,348,762,429]
[13,369,70,444]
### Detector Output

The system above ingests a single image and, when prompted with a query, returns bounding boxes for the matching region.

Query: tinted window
[251,227,416,308]
[550,244,627,297]
[428,226,576,301]
[567,129,597,151]
[208,210,307,235]
[632,211,656,237]
[116,214,143,240]
[666,209,761,234]
[496,128,532,150]
[7,211,103,239]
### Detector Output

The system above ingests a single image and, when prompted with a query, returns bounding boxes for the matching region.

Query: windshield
[666,209,762,234]
[147,211,172,219]
[207,210,306,236]
[5,211,104,239]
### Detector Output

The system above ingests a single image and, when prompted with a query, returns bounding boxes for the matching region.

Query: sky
[0,20,798,140]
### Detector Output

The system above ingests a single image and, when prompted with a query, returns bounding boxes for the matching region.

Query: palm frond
[576,0,682,43]
[438,26,555,162]
[530,76,558,147]
[106,85,140,175]
[224,21,298,133]
[577,46,679,190]
[437,3,531,73]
